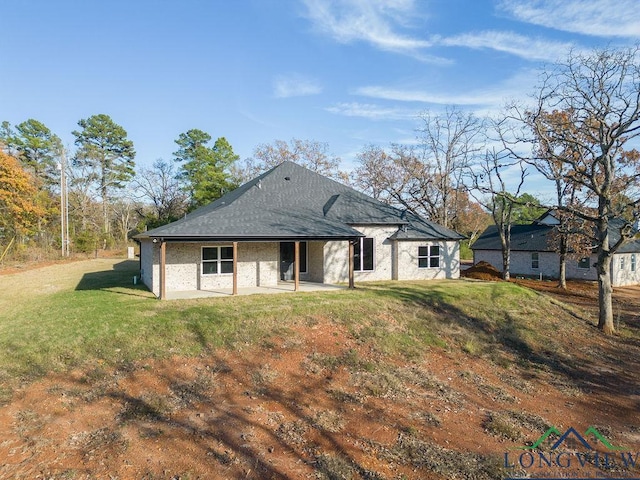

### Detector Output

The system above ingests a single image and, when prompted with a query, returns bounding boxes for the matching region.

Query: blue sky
[2,0,640,174]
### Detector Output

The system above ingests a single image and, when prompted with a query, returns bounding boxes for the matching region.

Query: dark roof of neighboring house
[617,238,640,253]
[607,217,640,252]
[137,161,464,242]
[472,217,640,253]
[471,224,555,252]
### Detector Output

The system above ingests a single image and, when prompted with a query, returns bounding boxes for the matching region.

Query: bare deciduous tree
[452,191,492,245]
[351,108,484,230]
[506,46,640,333]
[416,107,485,228]
[234,139,346,184]
[111,197,140,245]
[467,148,528,280]
[132,159,188,228]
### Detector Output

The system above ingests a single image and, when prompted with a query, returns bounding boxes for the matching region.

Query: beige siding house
[136,162,463,299]
[472,213,640,287]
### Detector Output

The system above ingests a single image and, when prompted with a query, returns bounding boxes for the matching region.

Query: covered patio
[164,280,347,300]
[154,238,356,300]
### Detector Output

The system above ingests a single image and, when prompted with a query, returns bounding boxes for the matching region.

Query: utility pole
[59,150,69,256]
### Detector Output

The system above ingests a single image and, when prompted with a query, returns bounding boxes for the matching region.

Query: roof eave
[140,233,364,242]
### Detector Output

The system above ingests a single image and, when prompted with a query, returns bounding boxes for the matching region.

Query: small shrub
[315,454,355,480]
[483,411,522,441]
[275,420,309,447]
[312,409,345,433]
[118,393,173,422]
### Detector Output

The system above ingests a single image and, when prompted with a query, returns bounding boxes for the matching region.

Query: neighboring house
[472,212,640,287]
[135,161,464,299]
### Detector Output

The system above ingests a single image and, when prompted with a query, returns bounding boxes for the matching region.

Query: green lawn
[0,258,559,389]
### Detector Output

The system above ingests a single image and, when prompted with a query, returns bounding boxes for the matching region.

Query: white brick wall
[565,255,597,282]
[474,249,601,282]
[397,240,460,280]
[323,226,398,283]
[305,241,325,283]
[323,226,461,283]
[352,225,398,282]
[196,242,279,291]
[142,241,279,296]
[141,234,464,297]
[323,240,349,284]
[139,239,158,295]
[611,253,640,286]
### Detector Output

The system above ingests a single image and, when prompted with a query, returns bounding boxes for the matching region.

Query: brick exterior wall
[472,249,625,283]
[141,241,279,296]
[141,232,463,298]
[323,240,349,284]
[304,241,325,283]
[473,250,596,280]
[611,253,640,286]
[323,226,460,283]
[396,240,460,280]
[139,239,158,295]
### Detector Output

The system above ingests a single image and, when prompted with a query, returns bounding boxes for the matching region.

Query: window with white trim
[632,254,636,272]
[202,246,234,275]
[531,252,539,269]
[418,245,440,268]
[577,257,590,269]
[620,256,625,270]
[353,237,374,272]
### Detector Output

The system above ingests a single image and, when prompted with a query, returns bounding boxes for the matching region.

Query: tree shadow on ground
[361,282,640,403]
[75,260,151,297]
[58,346,506,480]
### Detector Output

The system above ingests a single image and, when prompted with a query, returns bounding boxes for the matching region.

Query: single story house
[471,212,640,287]
[135,161,464,299]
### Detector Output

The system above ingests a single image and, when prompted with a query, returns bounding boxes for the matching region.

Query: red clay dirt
[0,280,639,479]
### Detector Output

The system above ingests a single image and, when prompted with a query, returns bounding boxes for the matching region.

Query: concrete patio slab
[164,281,347,300]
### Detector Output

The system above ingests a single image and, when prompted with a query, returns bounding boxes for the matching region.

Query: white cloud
[325,102,416,120]
[498,0,640,38]
[300,0,448,62]
[354,69,540,114]
[354,85,509,107]
[435,30,576,62]
[273,74,323,98]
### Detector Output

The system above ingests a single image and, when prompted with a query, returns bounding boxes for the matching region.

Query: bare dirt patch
[460,261,503,281]
[1,281,640,479]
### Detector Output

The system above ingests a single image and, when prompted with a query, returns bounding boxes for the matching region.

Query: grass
[0,258,567,391]
[3,258,637,480]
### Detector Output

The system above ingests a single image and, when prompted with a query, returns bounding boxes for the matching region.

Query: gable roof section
[390,211,466,241]
[139,161,462,242]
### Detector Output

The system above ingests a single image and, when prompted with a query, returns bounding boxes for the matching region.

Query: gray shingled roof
[472,218,640,253]
[471,224,555,252]
[390,211,466,241]
[619,239,640,253]
[138,161,462,242]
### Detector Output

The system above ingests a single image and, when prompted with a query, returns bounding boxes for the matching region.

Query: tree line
[1,46,639,334]
[0,116,497,259]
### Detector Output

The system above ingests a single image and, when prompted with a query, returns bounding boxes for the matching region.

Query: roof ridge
[138,160,462,241]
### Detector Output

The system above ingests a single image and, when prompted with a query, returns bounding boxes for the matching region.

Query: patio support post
[294,240,300,292]
[348,240,355,289]
[159,240,166,300]
[232,241,238,295]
